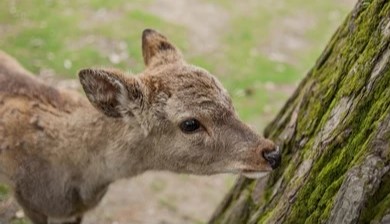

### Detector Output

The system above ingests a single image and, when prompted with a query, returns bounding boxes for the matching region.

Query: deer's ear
[142,29,183,67]
[78,68,145,118]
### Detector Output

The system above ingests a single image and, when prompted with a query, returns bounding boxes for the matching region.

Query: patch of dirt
[147,0,229,54]
[77,8,123,29]
[339,0,357,8]
[260,12,316,65]
[0,1,41,40]
[66,8,134,66]
[67,35,133,66]
[248,83,297,132]
[84,172,235,224]
[0,24,18,39]
[0,198,22,224]
[38,69,81,90]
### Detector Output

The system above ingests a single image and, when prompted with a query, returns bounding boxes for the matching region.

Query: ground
[0,0,355,223]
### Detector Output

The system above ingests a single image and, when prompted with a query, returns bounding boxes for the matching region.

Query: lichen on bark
[209,0,390,223]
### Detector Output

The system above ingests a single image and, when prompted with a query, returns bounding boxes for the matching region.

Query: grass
[0,0,187,78]
[0,184,9,200]
[0,0,352,126]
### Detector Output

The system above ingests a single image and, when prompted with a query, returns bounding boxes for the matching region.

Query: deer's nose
[262,147,281,169]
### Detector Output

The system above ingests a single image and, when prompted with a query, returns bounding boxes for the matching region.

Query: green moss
[257,206,276,224]
[11,219,32,224]
[359,167,390,222]
[251,1,390,223]
[286,74,390,223]
[307,176,344,223]
[0,184,9,200]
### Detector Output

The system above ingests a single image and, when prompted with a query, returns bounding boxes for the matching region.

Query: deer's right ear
[142,29,183,68]
[78,68,145,118]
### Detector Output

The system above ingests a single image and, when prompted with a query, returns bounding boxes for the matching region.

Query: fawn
[0,29,281,224]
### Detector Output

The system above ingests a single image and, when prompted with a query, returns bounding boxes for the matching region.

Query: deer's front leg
[22,207,48,224]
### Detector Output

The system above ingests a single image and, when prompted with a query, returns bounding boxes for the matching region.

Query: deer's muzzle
[262,146,281,169]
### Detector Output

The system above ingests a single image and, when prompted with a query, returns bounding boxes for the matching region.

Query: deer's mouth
[240,169,270,179]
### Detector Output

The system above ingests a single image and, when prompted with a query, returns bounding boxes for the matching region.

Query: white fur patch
[241,172,269,179]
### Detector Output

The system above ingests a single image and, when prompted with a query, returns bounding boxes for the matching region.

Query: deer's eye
[180,119,201,133]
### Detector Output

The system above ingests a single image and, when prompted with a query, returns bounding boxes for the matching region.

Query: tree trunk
[209,0,390,223]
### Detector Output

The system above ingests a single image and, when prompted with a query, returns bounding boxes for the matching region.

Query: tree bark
[209,0,390,223]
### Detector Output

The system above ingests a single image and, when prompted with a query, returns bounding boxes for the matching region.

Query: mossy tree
[209,0,390,223]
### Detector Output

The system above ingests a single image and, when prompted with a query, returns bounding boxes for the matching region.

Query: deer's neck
[64,105,149,183]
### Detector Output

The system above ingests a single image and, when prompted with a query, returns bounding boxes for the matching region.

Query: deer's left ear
[78,68,146,118]
[142,29,183,68]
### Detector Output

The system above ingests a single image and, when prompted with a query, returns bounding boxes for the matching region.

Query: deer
[0,29,281,224]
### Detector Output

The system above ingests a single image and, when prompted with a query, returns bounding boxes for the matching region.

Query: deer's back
[0,51,74,109]
[0,51,85,181]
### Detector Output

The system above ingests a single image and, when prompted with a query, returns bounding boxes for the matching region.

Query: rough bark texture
[209,0,390,223]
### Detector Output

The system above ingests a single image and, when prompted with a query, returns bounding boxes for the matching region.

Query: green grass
[0,184,9,200]
[0,0,352,125]
[11,219,30,224]
[0,185,31,223]
[0,0,187,77]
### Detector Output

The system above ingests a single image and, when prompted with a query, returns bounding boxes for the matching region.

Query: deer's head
[79,29,281,178]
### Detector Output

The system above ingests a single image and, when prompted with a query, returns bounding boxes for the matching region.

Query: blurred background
[0,0,355,223]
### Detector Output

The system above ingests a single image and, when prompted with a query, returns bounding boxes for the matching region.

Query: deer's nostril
[262,149,281,169]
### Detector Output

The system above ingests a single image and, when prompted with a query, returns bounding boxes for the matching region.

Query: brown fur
[0,52,83,111]
[0,29,280,224]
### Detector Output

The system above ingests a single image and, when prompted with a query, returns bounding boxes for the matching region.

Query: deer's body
[0,52,138,222]
[0,30,281,224]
